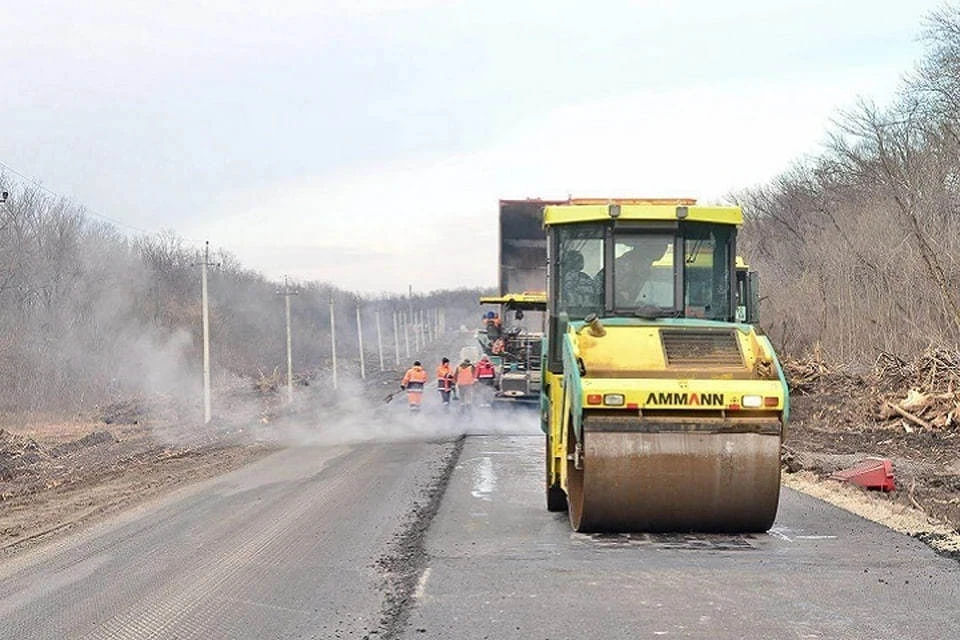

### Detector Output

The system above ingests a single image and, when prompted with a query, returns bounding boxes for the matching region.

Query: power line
[0,160,243,279]
[0,159,151,234]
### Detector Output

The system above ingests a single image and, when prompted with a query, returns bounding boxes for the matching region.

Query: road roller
[540,199,789,532]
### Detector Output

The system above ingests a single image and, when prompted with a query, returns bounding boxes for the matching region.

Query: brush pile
[874,349,960,432]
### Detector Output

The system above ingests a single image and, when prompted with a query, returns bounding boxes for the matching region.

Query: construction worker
[436,357,456,408]
[456,358,476,408]
[400,360,428,411]
[484,311,502,339]
[475,355,496,386]
[561,249,601,309]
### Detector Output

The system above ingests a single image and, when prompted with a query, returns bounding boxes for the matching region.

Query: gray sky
[0,0,948,293]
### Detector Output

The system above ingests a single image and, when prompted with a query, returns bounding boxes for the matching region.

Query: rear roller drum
[568,417,782,533]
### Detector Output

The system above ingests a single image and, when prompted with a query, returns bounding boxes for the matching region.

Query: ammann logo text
[645,392,724,406]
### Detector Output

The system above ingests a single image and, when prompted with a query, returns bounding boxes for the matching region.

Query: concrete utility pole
[329,296,338,390]
[356,299,366,380]
[376,310,384,372]
[419,308,426,347]
[392,310,400,366]
[198,241,219,424]
[278,276,299,404]
[413,309,421,353]
[408,285,416,355]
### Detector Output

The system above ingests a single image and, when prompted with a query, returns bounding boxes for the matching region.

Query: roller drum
[567,415,782,533]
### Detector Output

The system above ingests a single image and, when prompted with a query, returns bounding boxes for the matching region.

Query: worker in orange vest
[455,358,476,408]
[400,360,428,411]
[436,357,456,409]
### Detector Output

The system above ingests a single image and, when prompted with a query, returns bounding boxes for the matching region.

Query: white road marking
[414,567,432,600]
[470,456,496,500]
[768,527,793,542]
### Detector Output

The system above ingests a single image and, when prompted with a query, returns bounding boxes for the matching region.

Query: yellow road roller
[540,199,789,532]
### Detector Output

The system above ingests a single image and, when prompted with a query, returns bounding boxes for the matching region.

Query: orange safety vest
[436,364,455,391]
[456,364,475,386]
[402,366,428,391]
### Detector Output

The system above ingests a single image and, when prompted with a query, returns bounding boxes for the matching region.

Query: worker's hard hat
[413,360,421,366]
[442,357,449,363]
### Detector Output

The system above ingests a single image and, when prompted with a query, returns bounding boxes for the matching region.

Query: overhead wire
[0,159,213,252]
[0,159,152,235]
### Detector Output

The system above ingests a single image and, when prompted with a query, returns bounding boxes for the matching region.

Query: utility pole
[356,298,366,380]
[376,309,385,372]
[393,309,400,366]
[413,309,421,353]
[329,296,338,390]
[419,308,427,347]
[277,276,299,404]
[198,241,219,424]
[408,284,415,355]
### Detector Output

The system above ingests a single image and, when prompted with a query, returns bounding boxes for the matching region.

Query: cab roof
[543,200,743,226]
[480,292,547,310]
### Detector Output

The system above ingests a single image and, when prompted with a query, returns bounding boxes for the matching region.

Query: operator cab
[553,216,737,321]
[545,200,760,373]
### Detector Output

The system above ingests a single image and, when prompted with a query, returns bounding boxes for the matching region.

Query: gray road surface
[405,434,960,639]
[0,422,958,639]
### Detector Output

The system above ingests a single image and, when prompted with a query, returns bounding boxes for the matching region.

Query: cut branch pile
[254,367,282,394]
[782,357,862,395]
[875,348,960,394]
[874,349,960,432]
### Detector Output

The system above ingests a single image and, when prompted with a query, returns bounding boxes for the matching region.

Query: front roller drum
[567,418,782,533]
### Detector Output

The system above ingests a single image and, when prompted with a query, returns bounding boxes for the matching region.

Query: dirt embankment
[0,399,277,555]
[782,351,960,558]
[0,361,411,556]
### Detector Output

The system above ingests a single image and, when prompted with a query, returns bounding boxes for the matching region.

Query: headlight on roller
[603,394,625,406]
[741,394,762,408]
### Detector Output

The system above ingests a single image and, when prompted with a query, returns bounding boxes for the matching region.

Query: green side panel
[759,333,790,424]
[539,338,550,434]
[562,328,585,442]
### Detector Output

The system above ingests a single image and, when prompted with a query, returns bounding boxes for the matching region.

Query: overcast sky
[0,1,949,293]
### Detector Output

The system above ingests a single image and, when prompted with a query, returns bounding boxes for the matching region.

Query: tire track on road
[375,436,465,639]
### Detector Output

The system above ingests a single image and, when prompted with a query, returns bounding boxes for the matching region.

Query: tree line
[0,184,490,417]
[737,6,960,364]
[5,8,957,416]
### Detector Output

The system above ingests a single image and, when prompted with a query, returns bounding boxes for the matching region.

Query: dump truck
[541,198,789,532]
[474,200,562,404]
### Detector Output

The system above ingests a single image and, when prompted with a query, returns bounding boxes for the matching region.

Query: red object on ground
[830,457,896,492]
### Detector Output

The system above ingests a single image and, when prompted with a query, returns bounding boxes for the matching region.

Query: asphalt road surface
[1,416,959,639]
